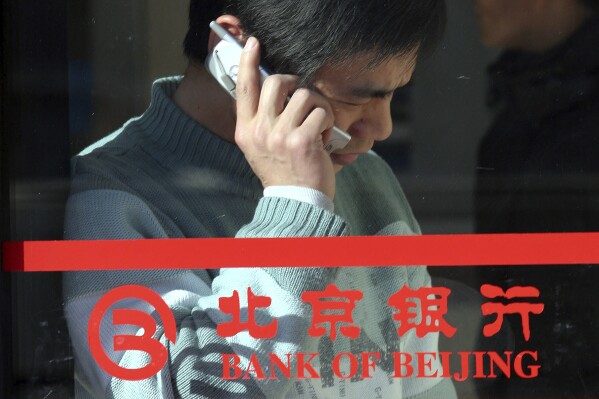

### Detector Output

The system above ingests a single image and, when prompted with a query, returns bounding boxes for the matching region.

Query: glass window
[2,1,598,397]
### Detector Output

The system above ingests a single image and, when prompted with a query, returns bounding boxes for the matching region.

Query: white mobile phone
[205,21,351,153]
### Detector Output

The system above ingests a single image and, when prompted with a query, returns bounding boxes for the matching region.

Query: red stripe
[3,233,599,272]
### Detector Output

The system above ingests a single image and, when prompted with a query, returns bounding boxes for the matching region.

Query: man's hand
[235,37,337,200]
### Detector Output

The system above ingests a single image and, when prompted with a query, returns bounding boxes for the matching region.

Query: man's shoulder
[70,120,145,182]
[71,77,185,176]
[75,76,183,161]
[77,120,138,158]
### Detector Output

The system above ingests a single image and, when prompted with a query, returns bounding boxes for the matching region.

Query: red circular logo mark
[88,285,177,380]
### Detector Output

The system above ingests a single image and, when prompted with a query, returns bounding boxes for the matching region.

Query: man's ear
[207,15,246,52]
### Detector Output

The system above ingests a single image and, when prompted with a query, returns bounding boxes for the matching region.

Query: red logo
[88,285,177,380]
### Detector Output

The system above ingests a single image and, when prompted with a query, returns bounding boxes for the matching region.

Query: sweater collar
[138,76,262,193]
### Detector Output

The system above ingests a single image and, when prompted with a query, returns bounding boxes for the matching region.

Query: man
[474,0,599,394]
[64,0,455,398]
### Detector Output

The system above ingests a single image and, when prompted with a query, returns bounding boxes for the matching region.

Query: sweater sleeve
[63,189,348,399]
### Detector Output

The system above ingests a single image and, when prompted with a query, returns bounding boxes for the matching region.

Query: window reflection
[2,1,598,398]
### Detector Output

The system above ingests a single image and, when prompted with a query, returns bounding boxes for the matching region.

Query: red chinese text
[480,284,545,341]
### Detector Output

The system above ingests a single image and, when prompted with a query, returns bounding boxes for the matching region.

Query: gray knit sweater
[63,77,456,399]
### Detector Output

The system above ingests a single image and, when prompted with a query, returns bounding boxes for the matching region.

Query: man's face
[312,50,418,172]
[474,0,539,49]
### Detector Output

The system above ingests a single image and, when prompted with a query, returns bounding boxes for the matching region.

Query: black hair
[184,0,446,82]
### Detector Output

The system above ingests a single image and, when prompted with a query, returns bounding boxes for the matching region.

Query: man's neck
[172,62,237,143]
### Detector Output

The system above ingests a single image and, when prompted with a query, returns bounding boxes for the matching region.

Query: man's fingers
[258,75,299,118]
[284,88,334,129]
[236,37,261,123]
[301,106,335,144]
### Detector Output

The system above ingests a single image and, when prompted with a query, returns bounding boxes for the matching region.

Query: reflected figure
[475,0,599,231]
[473,0,599,396]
